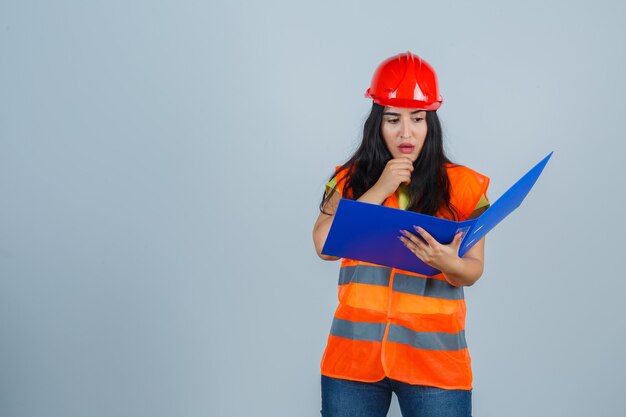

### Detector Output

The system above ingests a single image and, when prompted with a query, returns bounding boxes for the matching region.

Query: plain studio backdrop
[1,1,625,416]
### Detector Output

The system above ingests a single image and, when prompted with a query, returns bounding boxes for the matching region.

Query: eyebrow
[383,110,426,116]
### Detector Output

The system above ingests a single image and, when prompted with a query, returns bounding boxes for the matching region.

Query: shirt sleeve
[325,166,350,197]
[474,193,490,210]
[325,176,338,196]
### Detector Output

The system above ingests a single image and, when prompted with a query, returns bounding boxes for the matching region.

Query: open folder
[321,152,553,276]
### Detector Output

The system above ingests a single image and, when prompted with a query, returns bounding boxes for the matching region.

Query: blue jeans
[321,375,472,417]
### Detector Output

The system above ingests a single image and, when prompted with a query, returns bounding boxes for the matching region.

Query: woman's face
[381,106,428,163]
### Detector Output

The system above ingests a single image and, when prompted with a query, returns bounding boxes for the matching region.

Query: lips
[398,142,415,154]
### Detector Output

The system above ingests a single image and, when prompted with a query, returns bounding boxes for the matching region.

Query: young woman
[312,52,490,417]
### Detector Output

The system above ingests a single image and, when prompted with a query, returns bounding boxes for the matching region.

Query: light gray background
[1,1,625,416]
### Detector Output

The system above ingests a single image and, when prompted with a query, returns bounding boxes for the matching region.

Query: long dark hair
[320,102,459,219]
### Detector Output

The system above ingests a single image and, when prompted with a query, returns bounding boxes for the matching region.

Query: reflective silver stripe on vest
[330,317,386,342]
[387,324,467,351]
[338,265,391,287]
[392,273,464,300]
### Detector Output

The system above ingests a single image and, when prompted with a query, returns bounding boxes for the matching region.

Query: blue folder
[321,152,553,276]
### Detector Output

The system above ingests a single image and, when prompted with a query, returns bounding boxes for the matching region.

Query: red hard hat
[365,51,443,110]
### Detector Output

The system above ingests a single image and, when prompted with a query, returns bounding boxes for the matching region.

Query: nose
[400,119,411,139]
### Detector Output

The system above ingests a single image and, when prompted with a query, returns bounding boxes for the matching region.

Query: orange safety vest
[320,163,490,390]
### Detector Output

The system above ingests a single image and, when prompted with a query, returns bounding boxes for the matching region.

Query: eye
[386,118,399,124]
[413,117,424,122]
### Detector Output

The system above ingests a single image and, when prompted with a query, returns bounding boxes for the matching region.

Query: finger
[399,236,426,260]
[400,158,414,169]
[394,165,413,174]
[391,166,412,176]
[412,226,438,247]
[452,231,464,247]
[390,159,414,170]
[400,230,428,251]
[391,169,412,183]
[398,170,413,179]
[402,160,415,170]
[390,165,413,175]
